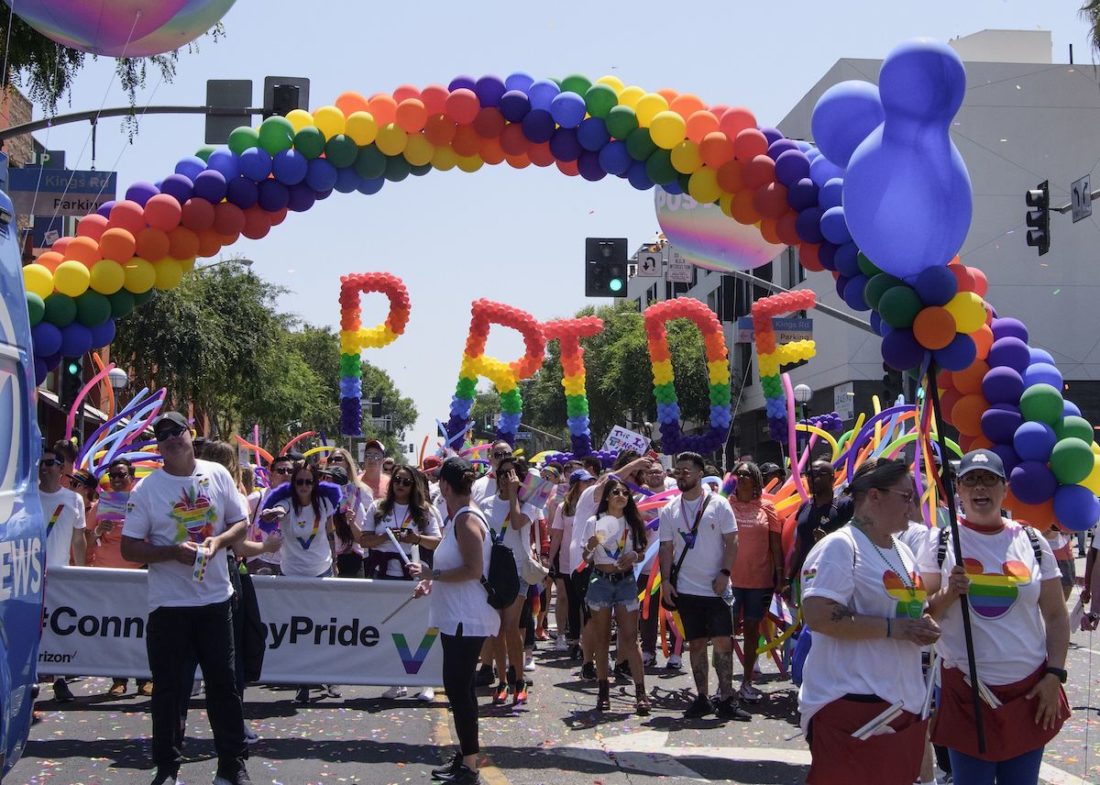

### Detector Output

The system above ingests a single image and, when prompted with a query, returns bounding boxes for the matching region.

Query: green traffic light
[609,278,624,293]
[66,361,80,375]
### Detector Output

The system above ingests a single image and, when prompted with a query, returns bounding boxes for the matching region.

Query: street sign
[833,381,855,420]
[1071,174,1092,223]
[736,317,813,343]
[636,251,662,277]
[667,252,693,283]
[7,168,116,217]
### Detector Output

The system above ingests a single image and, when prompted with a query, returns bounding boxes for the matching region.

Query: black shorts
[675,593,733,641]
[730,586,772,622]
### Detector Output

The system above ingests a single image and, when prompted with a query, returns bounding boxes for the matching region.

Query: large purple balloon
[981,404,1022,445]
[987,337,1031,374]
[774,150,810,187]
[522,110,556,144]
[882,328,925,371]
[787,178,819,211]
[1009,461,1057,504]
[981,366,1024,405]
[31,322,62,357]
[990,443,1021,477]
[991,317,1029,344]
[810,80,885,168]
[577,151,606,182]
[474,76,506,108]
[1053,484,1100,531]
[125,181,159,207]
[225,176,259,210]
[192,169,227,203]
[257,180,289,212]
[499,90,531,123]
[159,174,193,204]
[1013,421,1056,462]
[59,323,93,358]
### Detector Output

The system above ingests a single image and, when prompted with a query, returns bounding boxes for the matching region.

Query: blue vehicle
[0,181,46,779]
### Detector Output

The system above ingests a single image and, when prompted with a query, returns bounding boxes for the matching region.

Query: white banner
[600,425,651,456]
[40,567,443,686]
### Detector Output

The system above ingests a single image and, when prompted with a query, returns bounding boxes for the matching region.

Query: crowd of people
[36,417,1095,785]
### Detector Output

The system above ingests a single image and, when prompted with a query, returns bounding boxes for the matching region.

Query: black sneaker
[612,661,631,682]
[213,766,252,785]
[435,763,481,784]
[570,644,583,662]
[715,697,752,721]
[149,771,177,785]
[52,678,74,703]
[475,665,495,687]
[293,687,310,705]
[431,751,462,779]
[580,661,597,680]
[683,694,715,719]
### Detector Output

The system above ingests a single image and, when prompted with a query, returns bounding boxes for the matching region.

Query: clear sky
[24,1,1096,453]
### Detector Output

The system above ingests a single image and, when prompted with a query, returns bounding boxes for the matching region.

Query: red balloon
[180,198,215,232]
[472,107,505,139]
[451,125,481,157]
[242,207,272,240]
[143,193,183,232]
[167,226,200,259]
[719,107,757,140]
[753,182,788,219]
[970,267,989,297]
[135,227,170,261]
[742,154,776,189]
[76,213,108,241]
[800,243,824,272]
[425,113,458,146]
[420,85,450,115]
[213,202,246,236]
[733,128,768,162]
[444,89,481,125]
[499,122,529,156]
[108,200,146,235]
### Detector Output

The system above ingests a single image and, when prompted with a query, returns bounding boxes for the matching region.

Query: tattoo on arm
[829,603,856,623]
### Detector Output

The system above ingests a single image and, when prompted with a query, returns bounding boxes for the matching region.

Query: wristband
[1044,666,1067,684]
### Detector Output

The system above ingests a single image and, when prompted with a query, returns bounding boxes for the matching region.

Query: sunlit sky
[21,1,1095,452]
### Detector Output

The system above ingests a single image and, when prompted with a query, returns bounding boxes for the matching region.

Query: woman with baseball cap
[918,449,1070,785]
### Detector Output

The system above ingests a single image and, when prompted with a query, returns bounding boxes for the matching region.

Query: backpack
[455,506,519,610]
[935,524,1043,569]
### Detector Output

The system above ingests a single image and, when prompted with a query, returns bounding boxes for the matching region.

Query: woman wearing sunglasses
[918,449,1069,785]
[325,448,373,578]
[799,458,941,785]
[727,461,783,704]
[579,477,650,714]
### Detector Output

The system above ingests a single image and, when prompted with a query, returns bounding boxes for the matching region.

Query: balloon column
[543,316,604,457]
[751,290,818,441]
[337,272,410,436]
[444,300,545,448]
[644,297,731,454]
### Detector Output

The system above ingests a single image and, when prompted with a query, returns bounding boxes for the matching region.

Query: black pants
[441,625,486,757]
[335,552,365,577]
[147,599,246,778]
[637,573,658,654]
[569,568,591,638]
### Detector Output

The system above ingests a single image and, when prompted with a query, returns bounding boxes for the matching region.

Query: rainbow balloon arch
[18,38,1100,531]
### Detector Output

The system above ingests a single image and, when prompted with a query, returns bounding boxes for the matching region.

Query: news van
[0,182,47,778]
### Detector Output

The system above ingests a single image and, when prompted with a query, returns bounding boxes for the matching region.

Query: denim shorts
[586,571,639,611]
[730,586,772,621]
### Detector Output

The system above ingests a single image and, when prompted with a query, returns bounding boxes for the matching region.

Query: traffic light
[370,395,384,418]
[59,355,84,411]
[584,237,627,297]
[1025,180,1050,256]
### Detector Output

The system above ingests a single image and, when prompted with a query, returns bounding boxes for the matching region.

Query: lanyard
[46,503,64,537]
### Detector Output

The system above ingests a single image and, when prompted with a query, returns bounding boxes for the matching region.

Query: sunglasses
[364,453,383,462]
[295,478,314,487]
[960,473,1002,488]
[108,472,130,481]
[156,426,187,441]
[329,455,346,463]
[885,488,915,504]
[272,467,293,475]
[392,477,414,487]
[40,458,62,467]
[736,471,753,479]
[607,488,630,498]
[492,451,513,459]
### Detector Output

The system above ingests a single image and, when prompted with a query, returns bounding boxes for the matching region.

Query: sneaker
[52,678,74,703]
[150,771,177,785]
[108,679,127,698]
[580,661,597,680]
[243,720,259,744]
[434,762,481,784]
[383,685,408,700]
[293,687,310,705]
[612,660,631,682]
[683,694,715,719]
[139,680,154,697]
[715,697,752,721]
[431,751,462,779]
[523,654,537,673]
[570,644,583,662]
[492,682,509,705]
[513,680,528,705]
[666,655,683,672]
[416,687,435,702]
[554,636,569,652]
[212,767,252,785]
[641,652,656,668]
[322,684,342,699]
[475,664,495,687]
[738,683,763,703]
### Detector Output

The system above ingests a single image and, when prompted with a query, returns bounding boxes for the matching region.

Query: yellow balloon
[312,106,346,139]
[22,263,53,298]
[670,140,703,174]
[718,193,734,217]
[635,93,670,127]
[432,146,458,171]
[123,258,156,293]
[1082,454,1100,495]
[179,257,196,273]
[345,111,378,146]
[154,258,183,290]
[456,154,483,173]
[89,259,125,295]
[53,260,91,297]
[617,86,645,109]
[403,134,434,167]
[375,123,408,156]
[595,75,625,94]
[944,291,986,334]
[285,109,315,133]
[649,110,687,150]
[688,167,722,203]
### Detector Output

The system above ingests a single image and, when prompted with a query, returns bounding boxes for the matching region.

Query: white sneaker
[666,655,683,671]
[554,636,569,651]
[416,687,435,702]
[523,654,536,672]
[383,685,408,699]
[191,679,202,697]
[243,720,259,744]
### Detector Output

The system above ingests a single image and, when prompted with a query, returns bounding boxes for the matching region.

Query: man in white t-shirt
[121,412,251,785]
[659,451,750,722]
[471,440,513,504]
[38,441,86,702]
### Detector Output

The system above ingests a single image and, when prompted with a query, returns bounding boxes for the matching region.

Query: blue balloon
[356,178,384,196]
[774,150,810,187]
[239,148,273,182]
[1023,362,1063,390]
[1009,461,1057,504]
[982,366,1024,405]
[933,332,976,371]
[843,275,870,311]
[206,149,239,181]
[838,40,972,279]
[818,177,844,210]
[818,241,838,271]
[175,156,206,180]
[598,141,631,176]
[835,274,850,300]
[192,170,227,203]
[499,90,531,123]
[474,75,506,108]
[1053,484,1100,532]
[913,264,958,305]
[447,75,476,92]
[225,176,258,210]
[286,183,315,212]
[578,151,606,182]
[272,150,308,186]
[820,206,852,245]
[626,161,653,191]
[870,311,883,335]
[810,80,885,168]
[549,128,581,161]
[768,139,799,161]
[334,167,360,194]
[89,318,115,349]
[882,329,925,371]
[809,155,844,188]
[257,180,289,211]
[760,128,783,146]
[59,323,93,357]
[981,403,1022,444]
[577,117,610,152]
[305,158,338,193]
[787,178,819,211]
[1029,347,1054,366]
[795,207,825,244]
[522,109,556,144]
[1013,421,1056,462]
[31,322,62,356]
[1063,401,1083,418]
[834,242,861,278]
[504,72,535,92]
[550,92,587,129]
[528,80,560,112]
[158,174,193,204]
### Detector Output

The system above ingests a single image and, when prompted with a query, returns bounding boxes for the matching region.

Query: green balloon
[355,145,386,180]
[43,294,77,327]
[228,126,260,155]
[258,116,295,155]
[863,273,902,310]
[107,290,135,319]
[195,146,215,162]
[455,378,477,397]
[75,291,111,326]
[383,155,410,182]
[584,84,618,119]
[561,74,592,95]
[645,149,677,185]
[1050,437,1094,484]
[133,289,157,307]
[294,127,326,159]
[410,162,432,177]
[26,293,44,326]
[857,252,883,278]
[1055,415,1094,443]
[324,134,358,169]
[339,355,360,375]
[878,285,923,329]
[606,105,638,140]
[1019,383,1064,425]
[626,128,658,162]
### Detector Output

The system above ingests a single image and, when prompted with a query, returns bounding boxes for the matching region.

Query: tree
[1084,2,1100,56]
[360,362,418,458]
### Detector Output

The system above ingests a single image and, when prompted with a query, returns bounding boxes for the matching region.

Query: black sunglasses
[156,425,186,441]
[607,488,630,498]
[329,455,346,463]
[108,472,130,480]
[272,467,293,475]
[295,478,314,486]
[392,477,414,487]
[40,458,62,467]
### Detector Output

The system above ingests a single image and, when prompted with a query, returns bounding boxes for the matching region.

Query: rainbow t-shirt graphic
[392,627,439,675]
[881,570,927,619]
[962,558,1030,620]
[170,485,217,544]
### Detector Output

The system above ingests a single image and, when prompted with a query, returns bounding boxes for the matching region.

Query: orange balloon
[135,227,170,261]
[392,84,421,103]
[196,228,222,258]
[952,358,988,396]
[451,125,481,157]
[143,193,182,232]
[970,267,989,297]
[35,250,64,272]
[76,213,108,241]
[684,110,720,144]
[656,88,679,103]
[97,228,135,263]
[669,93,705,119]
[720,107,757,140]
[699,131,735,168]
[800,243,824,273]
[335,91,370,117]
[742,154,776,189]
[1003,493,1055,531]
[479,136,505,165]
[108,200,146,235]
[715,160,743,193]
[504,152,531,169]
[759,218,781,245]
[472,107,505,139]
[241,207,271,241]
[424,113,457,146]
[556,158,580,177]
[367,94,398,126]
[65,235,102,267]
[776,212,800,246]
[499,122,529,156]
[444,89,480,125]
[395,98,428,133]
[729,190,761,225]
[528,142,554,167]
[912,306,957,350]
[167,226,200,260]
[969,434,994,451]
[939,387,962,425]
[971,324,994,360]
[420,85,449,115]
[951,393,987,437]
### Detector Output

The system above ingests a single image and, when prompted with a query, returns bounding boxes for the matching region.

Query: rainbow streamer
[752,290,818,442]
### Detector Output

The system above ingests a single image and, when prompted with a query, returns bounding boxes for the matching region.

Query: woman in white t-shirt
[549,469,597,661]
[919,449,1069,785]
[325,448,373,578]
[799,458,941,785]
[579,477,650,715]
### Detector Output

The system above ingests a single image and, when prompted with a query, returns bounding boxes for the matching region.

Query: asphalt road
[12,557,1100,785]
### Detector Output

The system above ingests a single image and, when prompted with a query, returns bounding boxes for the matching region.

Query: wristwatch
[1044,666,1068,684]
[431,568,442,580]
[719,568,731,577]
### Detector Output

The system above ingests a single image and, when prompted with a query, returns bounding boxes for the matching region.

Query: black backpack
[455,506,519,610]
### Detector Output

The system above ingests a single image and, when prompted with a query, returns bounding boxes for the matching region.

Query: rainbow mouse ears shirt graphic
[170,479,218,544]
[962,558,1031,620]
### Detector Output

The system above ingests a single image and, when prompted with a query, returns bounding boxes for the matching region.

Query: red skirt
[930,663,1069,762]
[808,697,928,785]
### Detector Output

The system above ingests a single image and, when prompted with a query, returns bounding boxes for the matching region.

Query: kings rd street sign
[8,168,117,217]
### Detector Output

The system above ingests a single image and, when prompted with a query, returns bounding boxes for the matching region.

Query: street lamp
[793,384,812,459]
[107,367,129,410]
